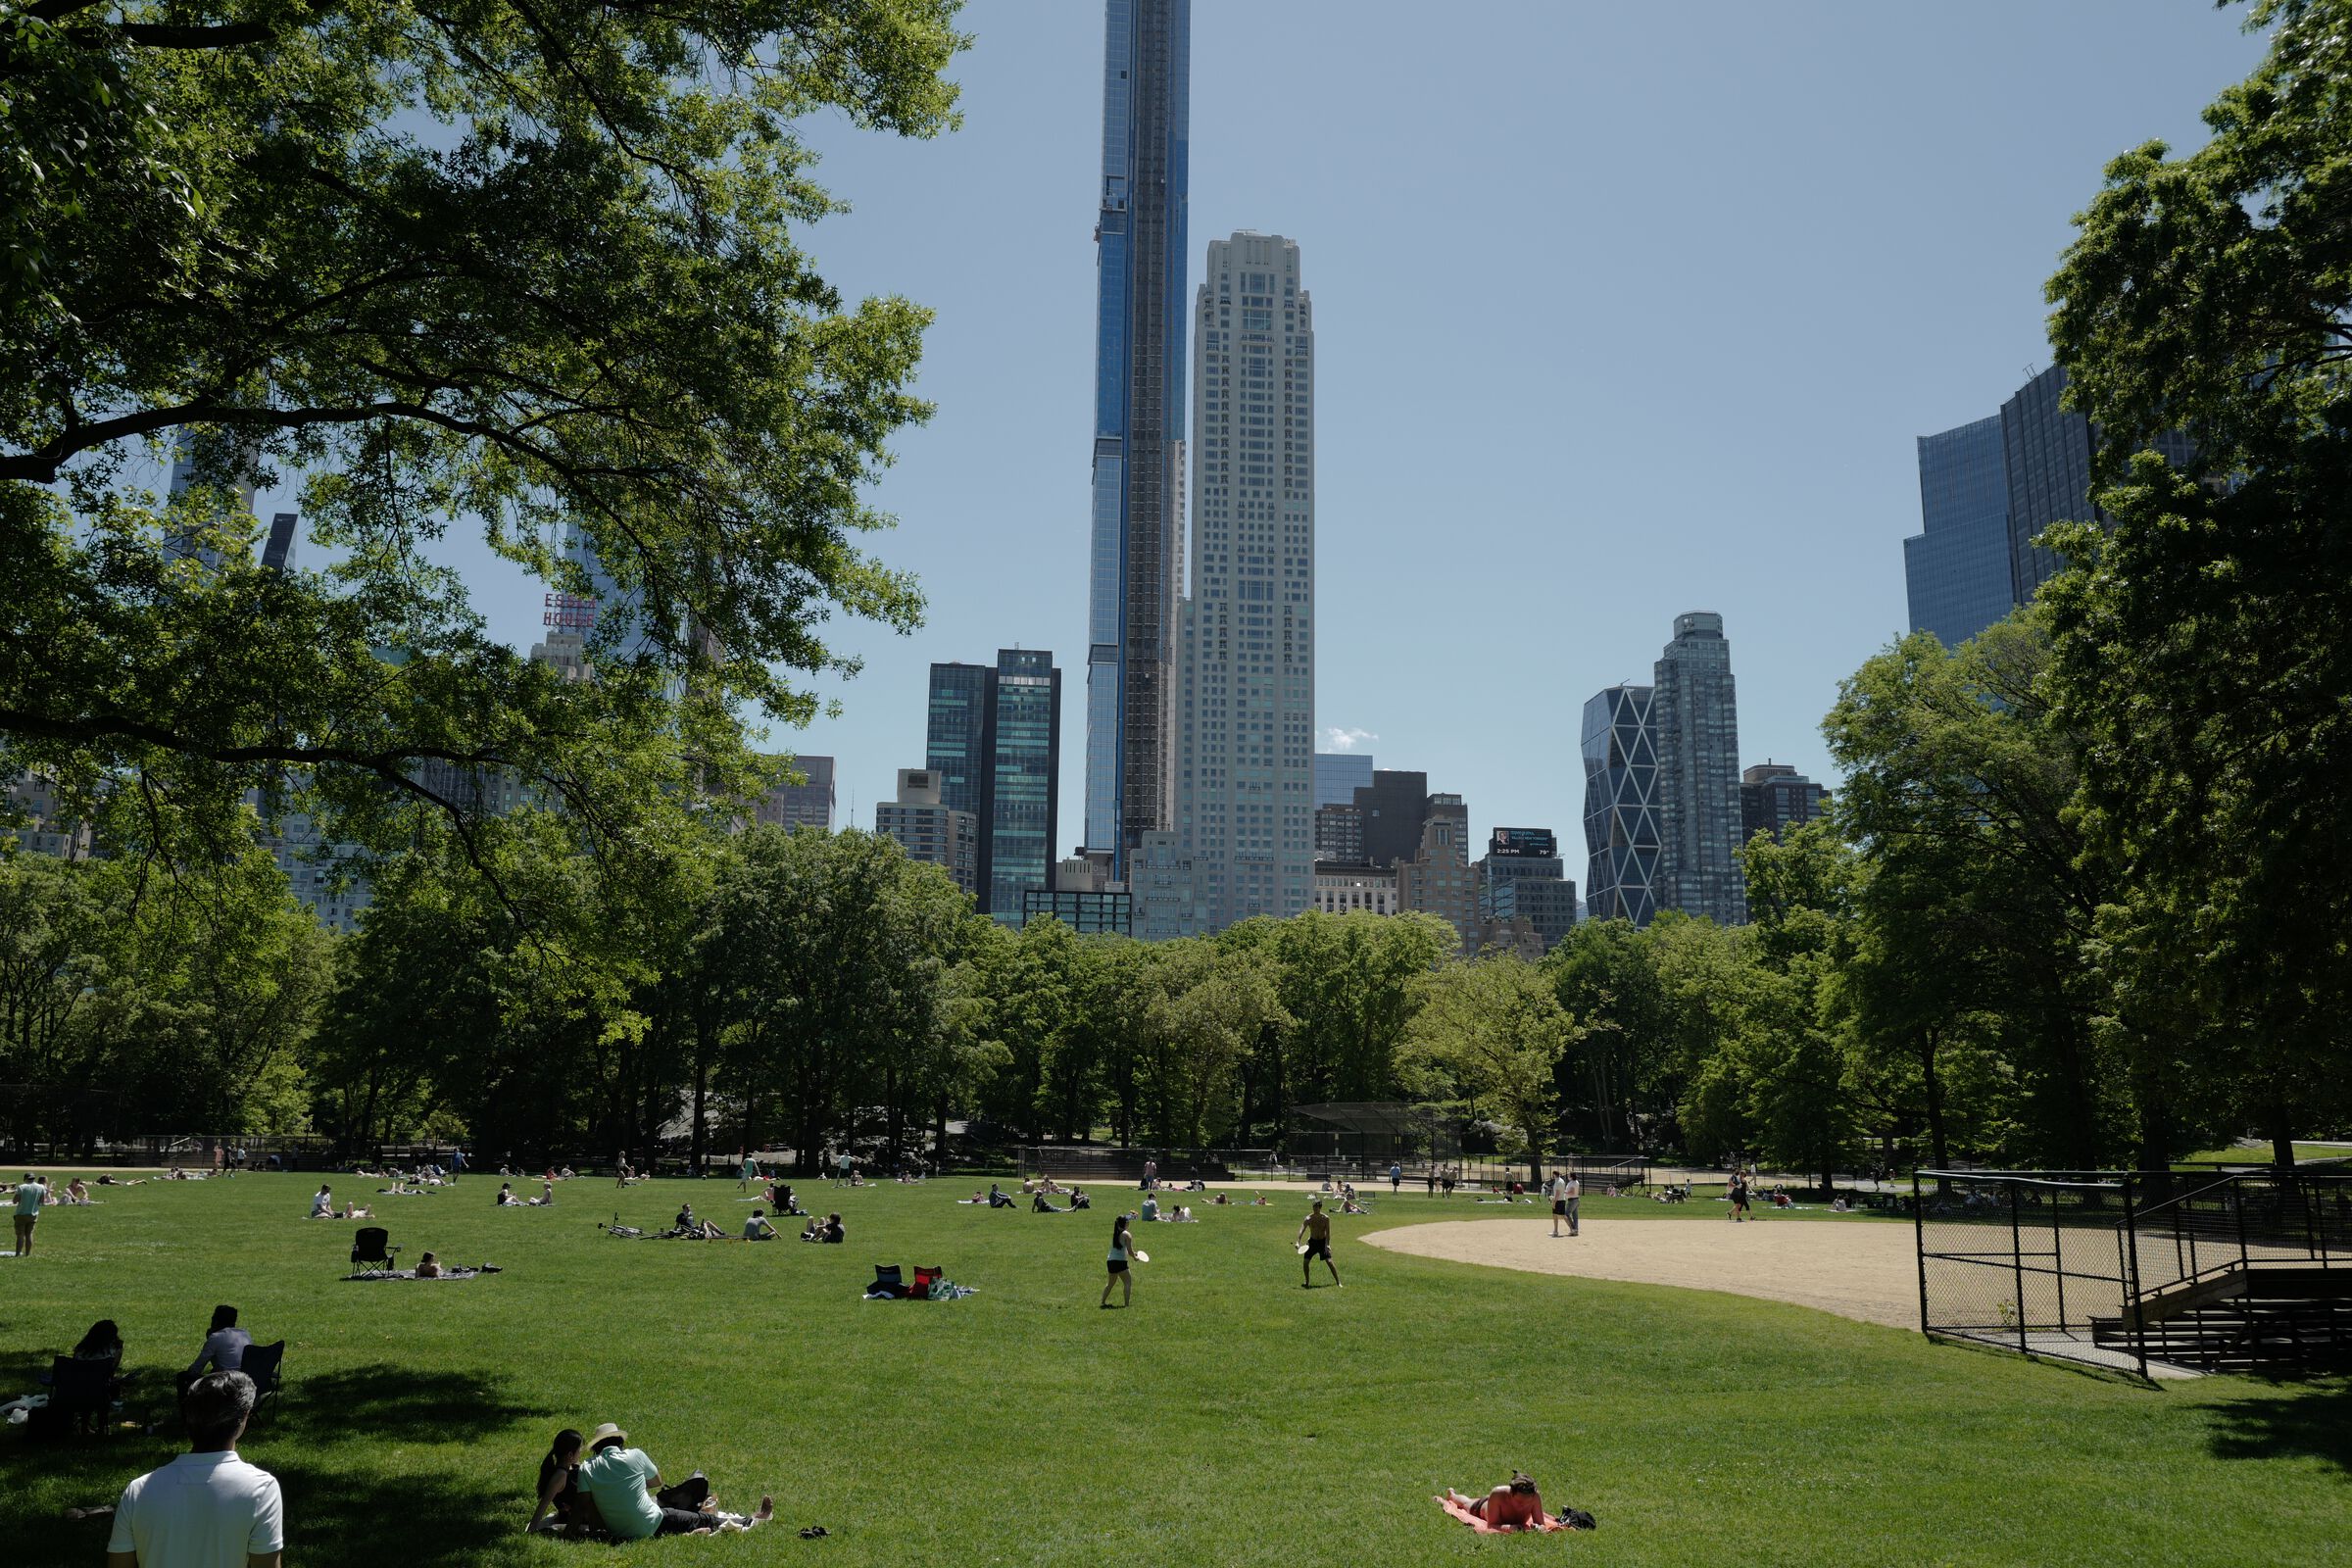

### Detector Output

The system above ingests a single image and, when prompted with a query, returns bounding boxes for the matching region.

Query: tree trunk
[690,1028,710,1179]
[2269,1097,2297,1172]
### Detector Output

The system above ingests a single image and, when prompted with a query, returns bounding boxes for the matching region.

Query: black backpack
[1557,1508,1597,1531]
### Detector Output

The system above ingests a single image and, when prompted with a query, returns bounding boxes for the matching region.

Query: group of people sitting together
[494,1180,559,1207]
[658,1201,823,1242]
[528,1424,776,1541]
[305,1184,374,1221]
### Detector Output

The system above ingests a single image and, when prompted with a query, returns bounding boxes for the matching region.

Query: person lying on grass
[1032,1192,1067,1213]
[575,1423,772,1539]
[1446,1471,1548,1531]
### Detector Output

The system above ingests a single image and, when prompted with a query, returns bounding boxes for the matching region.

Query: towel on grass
[1435,1494,1567,1534]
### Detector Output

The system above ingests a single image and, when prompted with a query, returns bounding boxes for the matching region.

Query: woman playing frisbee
[1101,1212,1141,1308]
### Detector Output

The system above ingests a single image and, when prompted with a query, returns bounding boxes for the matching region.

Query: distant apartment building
[1478,827,1576,956]
[1488,874,1578,955]
[1740,762,1832,844]
[1310,861,1397,916]
[1312,801,1364,861]
[1396,794,1477,950]
[1027,849,1134,936]
[757,755,836,833]
[7,771,89,859]
[1581,683,1661,925]
[874,767,978,895]
[1652,612,1746,925]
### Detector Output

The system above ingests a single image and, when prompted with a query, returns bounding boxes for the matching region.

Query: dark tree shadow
[5,1361,547,1568]
[2203,1375,2352,1477]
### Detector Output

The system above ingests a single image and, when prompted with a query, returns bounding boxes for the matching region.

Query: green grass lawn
[4,1174,2345,1566]
[2180,1142,2349,1166]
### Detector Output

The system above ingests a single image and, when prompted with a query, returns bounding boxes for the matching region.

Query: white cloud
[1321,726,1378,753]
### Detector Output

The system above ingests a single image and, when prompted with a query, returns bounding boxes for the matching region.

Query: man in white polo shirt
[108,1370,283,1567]
[1550,1169,1581,1238]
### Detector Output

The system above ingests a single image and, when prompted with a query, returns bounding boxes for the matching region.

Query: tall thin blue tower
[1083,0,1189,875]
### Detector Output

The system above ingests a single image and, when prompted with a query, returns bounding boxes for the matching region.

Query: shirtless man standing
[1296,1199,1341,1289]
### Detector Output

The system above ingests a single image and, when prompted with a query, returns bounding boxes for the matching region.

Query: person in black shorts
[1729,1171,1750,1222]
[1297,1199,1341,1288]
[1102,1213,1137,1307]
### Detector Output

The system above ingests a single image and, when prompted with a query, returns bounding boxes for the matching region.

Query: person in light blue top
[575,1423,770,1539]
[15,1173,48,1257]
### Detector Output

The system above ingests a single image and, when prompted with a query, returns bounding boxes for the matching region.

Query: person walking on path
[1102,1213,1138,1308]
[1297,1199,1342,1289]
[1141,1156,1158,1192]
[1389,1161,1402,1193]
[1728,1171,1750,1222]
[108,1371,283,1567]
[14,1173,47,1256]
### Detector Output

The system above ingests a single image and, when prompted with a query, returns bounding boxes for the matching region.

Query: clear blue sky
[415,1,2266,847]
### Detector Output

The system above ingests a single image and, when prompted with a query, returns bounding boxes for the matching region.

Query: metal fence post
[2010,1180,2028,1354]
[1913,1170,1931,1335]
[2050,1194,2069,1334]
[2123,1175,2146,1381]
[2234,1174,2250,1277]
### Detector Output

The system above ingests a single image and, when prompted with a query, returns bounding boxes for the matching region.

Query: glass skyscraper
[1083,0,1190,877]
[1312,751,1372,810]
[925,651,1061,923]
[1653,612,1746,925]
[1581,685,1659,924]
[1176,231,1315,930]
[1903,415,2014,648]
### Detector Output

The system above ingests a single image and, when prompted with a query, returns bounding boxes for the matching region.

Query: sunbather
[1032,1192,1066,1213]
[1446,1472,1549,1531]
[416,1251,444,1278]
[574,1422,771,1539]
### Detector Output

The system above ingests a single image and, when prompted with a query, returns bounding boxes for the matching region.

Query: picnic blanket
[1435,1494,1569,1535]
[349,1266,498,1282]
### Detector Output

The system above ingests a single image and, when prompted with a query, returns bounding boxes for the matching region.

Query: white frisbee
[1132,1250,1150,1263]
[1295,1243,1308,1254]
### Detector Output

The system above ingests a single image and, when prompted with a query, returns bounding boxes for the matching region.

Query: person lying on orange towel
[1445,1472,1551,1532]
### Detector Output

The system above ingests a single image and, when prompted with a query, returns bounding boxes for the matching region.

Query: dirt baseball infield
[1359,1214,1924,1330]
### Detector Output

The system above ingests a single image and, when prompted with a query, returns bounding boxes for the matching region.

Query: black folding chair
[349,1226,399,1278]
[867,1264,904,1298]
[26,1355,117,1441]
[239,1341,286,1427]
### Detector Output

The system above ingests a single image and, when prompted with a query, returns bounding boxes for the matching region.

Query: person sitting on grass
[987,1183,1015,1209]
[529,1180,556,1206]
[574,1422,772,1539]
[743,1209,778,1242]
[1068,1187,1092,1210]
[309,1184,334,1219]
[1446,1471,1549,1532]
[1140,1193,1159,1223]
[416,1251,445,1278]
[1169,1204,1196,1222]
[816,1213,844,1244]
[66,1177,90,1204]
[497,1183,522,1207]
[1032,1192,1063,1213]
[527,1428,608,1538]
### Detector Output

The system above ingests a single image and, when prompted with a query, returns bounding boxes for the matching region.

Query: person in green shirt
[14,1174,47,1257]
[574,1425,770,1539]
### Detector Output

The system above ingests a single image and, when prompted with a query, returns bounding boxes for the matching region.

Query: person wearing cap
[574,1424,770,1539]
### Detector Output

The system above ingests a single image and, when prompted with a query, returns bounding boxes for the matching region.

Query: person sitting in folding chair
[178,1305,251,1397]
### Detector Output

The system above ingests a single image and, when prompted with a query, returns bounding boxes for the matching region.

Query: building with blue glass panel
[924,651,1061,922]
[1581,685,1660,924]
[1903,415,2015,647]
[1313,752,1372,809]
[1083,0,1190,876]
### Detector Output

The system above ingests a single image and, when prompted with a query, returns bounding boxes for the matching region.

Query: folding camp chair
[867,1264,904,1298]
[26,1355,117,1440]
[239,1341,286,1427]
[910,1265,943,1301]
[349,1226,399,1278]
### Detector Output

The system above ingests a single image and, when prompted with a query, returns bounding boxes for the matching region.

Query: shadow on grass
[5,1360,545,1568]
[2203,1376,2352,1476]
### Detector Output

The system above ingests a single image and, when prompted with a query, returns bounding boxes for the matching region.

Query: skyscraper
[1903,415,2014,647]
[756,756,835,832]
[1581,684,1660,924]
[1351,769,1431,871]
[1313,751,1373,809]
[924,652,1062,922]
[985,649,1061,922]
[1084,0,1190,877]
[1396,794,1476,950]
[1478,827,1563,920]
[2000,365,2196,605]
[1740,762,1831,843]
[1653,612,1746,924]
[1176,231,1314,930]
